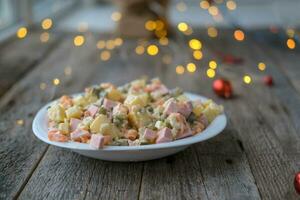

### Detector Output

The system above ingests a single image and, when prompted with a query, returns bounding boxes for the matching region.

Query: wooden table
[0,29,300,200]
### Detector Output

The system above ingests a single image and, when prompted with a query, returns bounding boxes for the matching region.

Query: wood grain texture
[0,32,63,97]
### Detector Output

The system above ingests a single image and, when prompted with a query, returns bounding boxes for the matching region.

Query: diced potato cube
[99,123,121,138]
[124,95,147,107]
[58,120,70,135]
[73,95,88,107]
[47,104,66,123]
[90,114,110,133]
[192,104,204,117]
[202,101,223,122]
[128,111,152,128]
[66,106,83,119]
[107,87,123,101]
[78,116,94,130]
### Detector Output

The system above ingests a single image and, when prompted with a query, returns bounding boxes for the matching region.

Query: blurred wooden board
[0,29,299,199]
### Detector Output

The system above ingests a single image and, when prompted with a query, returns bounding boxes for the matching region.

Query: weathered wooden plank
[0,31,63,97]
[203,29,299,199]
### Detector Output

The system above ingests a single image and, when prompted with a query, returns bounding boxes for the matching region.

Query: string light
[155,20,164,31]
[17,27,27,39]
[186,63,196,73]
[53,78,60,85]
[111,12,122,22]
[234,30,245,41]
[226,1,237,10]
[106,40,115,50]
[199,1,210,9]
[287,39,296,49]
[176,2,187,12]
[159,37,168,46]
[258,62,266,71]
[208,6,219,16]
[97,40,106,49]
[16,119,24,126]
[39,82,47,90]
[147,45,159,56]
[176,65,185,74]
[209,60,217,69]
[177,22,188,32]
[145,20,156,31]
[114,38,123,46]
[73,35,85,46]
[41,18,52,30]
[40,32,49,43]
[207,27,218,38]
[189,39,202,50]
[135,45,145,55]
[193,50,203,60]
[243,75,252,84]
[100,50,111,61]
[206,69,215,78]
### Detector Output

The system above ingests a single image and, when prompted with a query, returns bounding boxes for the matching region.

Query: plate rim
[32,92,227,151]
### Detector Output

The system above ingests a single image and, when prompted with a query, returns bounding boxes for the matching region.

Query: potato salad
[47,78,223,149]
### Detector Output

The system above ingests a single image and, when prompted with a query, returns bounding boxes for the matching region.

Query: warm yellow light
[226,1,237,10]
[155,20,164,31]
[135,45,145,55]
[16,119,24,126]
[186,63,196,73]
[207,27,218,37]
[145,20,156,31]
[100,50,111,61]
[209,60,217,69]
[17,27,27,39]
[177,22,188,32]
[111,12,122,22]
[74,35,85,46]
[40,32,49,43]
[53,78,60,85]
[155,29,167,38]
[176,65,185,74]
[176,2,187,12]
[193,50,203,60]
[286,28,295,38]
[41,18,53,30]
[234,30,245,41]
[208,6,219,16]
[114,38,123,46]
[189,39,202,50]
[287,39,296,49]
[206,69,215,78]
[39,82,47,90]
[243,75,252,84]
[159,37,169,46]
[106,40,115,50]
[258,62,266,71]
[200,0,210,9]
[147,45,159,56]
[97,40,106,49]
[64,66,72,76]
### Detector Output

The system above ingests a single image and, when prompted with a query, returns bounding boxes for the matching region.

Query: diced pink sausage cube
[143,128,157,141]
[151,85,169,98]
[156,127,173,143]
[90,134,105,149]
[163,99,179,115]
[178,101,193,117]
[70,129,91,142]
[87,105,99,117]
[176,126,193,139]
[70,118,82,132]
[103,98,117,110]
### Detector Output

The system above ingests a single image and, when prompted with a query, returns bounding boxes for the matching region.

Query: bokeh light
[243,75,252,84]
[176,2,187,12]
[159,37,168,46]
[17,27,27,39]
[111,12,122,22]
[206,69,215,78]
[106,40,115,50]
[40,32,49,43]
[209,60,217,69]
[234,30,245,41]
[207,27,218,38]
[97,40,106,49]
[176,65,185,74]
[100,50,111,61]
[39,82,47,90]
[287,39,296,49]
[114,38,123,46]
[135,45,145,55]
[199,0,210,9]
[145,20,156,31]
[178,22,188,32]
[189,39,202,50]
[226,1,237,10]
[147,45,159,56]
[186,63,196,73]
[258,62,266,71]
[208,6,219,16]
[41,18,53,30]
[193,50,203,60]
[73,35,85,46]
[53,78,60,85]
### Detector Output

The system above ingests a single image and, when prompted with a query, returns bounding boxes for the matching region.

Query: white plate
[32,93,227,162]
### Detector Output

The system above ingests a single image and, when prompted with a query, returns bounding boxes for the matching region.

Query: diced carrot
[48,130,69,142]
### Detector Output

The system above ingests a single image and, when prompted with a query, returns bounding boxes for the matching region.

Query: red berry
[294,172,300,195]
[213,79,233,98]
[263,75,273,86]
